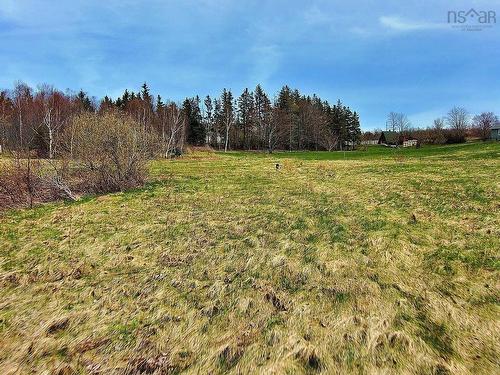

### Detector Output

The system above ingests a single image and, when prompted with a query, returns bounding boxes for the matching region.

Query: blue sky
[0,0,499,130]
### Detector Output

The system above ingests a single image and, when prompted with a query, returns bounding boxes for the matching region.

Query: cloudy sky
[0,0,498,129]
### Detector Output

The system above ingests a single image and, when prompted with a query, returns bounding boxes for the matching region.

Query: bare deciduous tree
[12,81,33,150]
[446,106,469,141]
[318,127,339,151]
[433,117,445,130]
[164,102,185,158]
[33,85,72,158]
[472,112,497,140]
[263,107,279,153]
[429,117,446,144]
[386,112,411,133]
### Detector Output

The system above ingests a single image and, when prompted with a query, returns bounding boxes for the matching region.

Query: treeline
[362,108,498,145]
[0,82,361,157]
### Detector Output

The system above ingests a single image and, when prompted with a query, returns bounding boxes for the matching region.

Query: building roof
[381,131,399,143]
[491,125,500,130]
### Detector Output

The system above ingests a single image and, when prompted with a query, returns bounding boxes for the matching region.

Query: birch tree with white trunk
[164,102,185,158]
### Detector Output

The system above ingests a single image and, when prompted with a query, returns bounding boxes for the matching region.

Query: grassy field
[1,143,499,374]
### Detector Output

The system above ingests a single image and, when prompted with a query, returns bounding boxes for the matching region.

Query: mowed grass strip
[0,143,499,374]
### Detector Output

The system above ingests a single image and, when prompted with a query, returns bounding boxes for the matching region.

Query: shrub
[444,129,466,144]
[68,111,153,193]
[0,154,56,210]
[0,112,155,210]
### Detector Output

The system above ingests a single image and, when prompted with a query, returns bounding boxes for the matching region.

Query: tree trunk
[18,111,23,149]
[165,131,175,158]
[48,127,53,159]
[224,124,230,152]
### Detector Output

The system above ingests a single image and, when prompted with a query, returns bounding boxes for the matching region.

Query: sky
[0,0,499,130]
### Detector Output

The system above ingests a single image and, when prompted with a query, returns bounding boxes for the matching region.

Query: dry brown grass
[0,144,499,374]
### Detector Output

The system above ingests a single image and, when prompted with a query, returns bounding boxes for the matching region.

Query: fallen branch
[50,176,77,201]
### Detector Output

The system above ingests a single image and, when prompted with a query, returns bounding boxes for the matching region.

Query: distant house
[491,125,500,141]
[378,131,399,146]
[361,131,380,145]
[402,139,418,147]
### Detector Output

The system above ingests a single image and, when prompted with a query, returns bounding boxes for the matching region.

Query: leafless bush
[0,152,57,210]
[68,111,153,193]
[0,111,155,210]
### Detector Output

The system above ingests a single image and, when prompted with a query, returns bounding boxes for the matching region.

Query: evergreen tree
[141,83,152,106]
[100,95,114,112]
[221,89,234,152]
[347,110,361,148]
[329,100,349,150]
[76,90,93,112]
[237,88,254,149]
[120,89,131,109]
[183,96,205,145]
[140,83,154,129]
[254,84,271,149]
[156,95,164,113]
[277,86,295,150]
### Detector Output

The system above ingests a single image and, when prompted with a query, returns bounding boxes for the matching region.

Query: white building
[402,139,418,148]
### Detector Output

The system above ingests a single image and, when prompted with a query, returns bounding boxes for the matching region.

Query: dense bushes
[69,111,154,193]
[0,111,154,210]
[0,155,58,209]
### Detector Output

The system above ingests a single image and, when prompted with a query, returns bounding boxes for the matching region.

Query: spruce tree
[237,88,254,149]
[254,84,271,149]
[76,90,93,111]
[183,97,205,146]
[156,95,164,111]
[121,89,131,108]
[100,95,114,111]
[277,86,295,150]
[221,89,234,152]
[141,83,152,105]
[348,110,361,148]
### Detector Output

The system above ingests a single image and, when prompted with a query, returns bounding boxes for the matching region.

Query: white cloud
[379,16,448,31]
